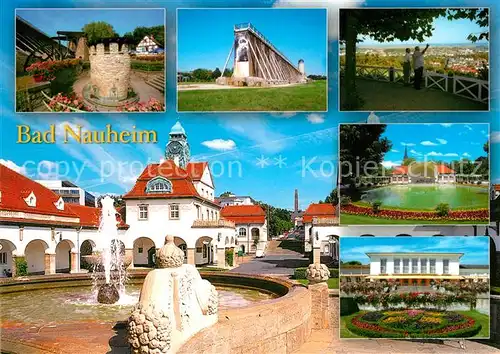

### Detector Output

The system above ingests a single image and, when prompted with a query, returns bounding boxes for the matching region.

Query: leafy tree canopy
[219,191,233,197]
[123,25,165,47]
[83,21,118,45]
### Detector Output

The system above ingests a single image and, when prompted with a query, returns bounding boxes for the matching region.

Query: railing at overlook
[192,219,235,228]
[340,64,489,104]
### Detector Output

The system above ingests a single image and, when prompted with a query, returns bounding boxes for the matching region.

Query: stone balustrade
[191,219,236,228]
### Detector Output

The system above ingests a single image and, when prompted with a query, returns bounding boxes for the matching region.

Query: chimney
[294,189,299,212]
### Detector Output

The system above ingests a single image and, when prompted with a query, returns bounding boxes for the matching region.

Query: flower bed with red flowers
[342,203,488,222]
[118,98,165,112]
[346,309,481,338]
[26,59,83,82]
[48,93,92,112]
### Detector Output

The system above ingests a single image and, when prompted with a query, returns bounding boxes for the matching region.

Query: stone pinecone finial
[156,235,184,268]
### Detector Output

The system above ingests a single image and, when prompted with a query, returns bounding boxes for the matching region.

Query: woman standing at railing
[403,48,412,86]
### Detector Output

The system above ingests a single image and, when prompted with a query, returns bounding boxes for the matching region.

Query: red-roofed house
[0,164,111,276]
[221,205,267,254]
[302,203,339,264]
[391,162,456,184]
[121,122,236,267]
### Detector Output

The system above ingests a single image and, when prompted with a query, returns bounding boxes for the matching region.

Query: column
[217,248,226,268]
[70,252,79,273]
[44,253,56,275]
[232,247,238,267]
[186,248,195,265]
[313,247,321,265]
[11,255,19,277]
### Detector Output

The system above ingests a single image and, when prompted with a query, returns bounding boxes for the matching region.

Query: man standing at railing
[403,48,412,86]
[413,44,429,90]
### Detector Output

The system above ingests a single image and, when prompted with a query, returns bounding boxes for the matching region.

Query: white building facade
[220,205,267,254]
[367,252,462,276]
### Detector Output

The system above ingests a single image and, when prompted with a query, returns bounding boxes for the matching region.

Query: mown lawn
[340,213,488,225]
[296,278,339,289]
[178,80,327,111]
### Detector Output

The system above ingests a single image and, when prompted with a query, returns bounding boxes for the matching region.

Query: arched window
[239,228,247,237]
[146,177,172,193]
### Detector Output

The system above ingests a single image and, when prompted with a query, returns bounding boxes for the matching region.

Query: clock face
[169,141,182,154]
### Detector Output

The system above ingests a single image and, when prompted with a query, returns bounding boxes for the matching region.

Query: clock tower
[165,121,190,168]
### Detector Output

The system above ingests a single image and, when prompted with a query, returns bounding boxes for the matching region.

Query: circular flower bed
[347,309,481,338]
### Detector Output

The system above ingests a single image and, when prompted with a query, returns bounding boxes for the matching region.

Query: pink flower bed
[118,98,165,112]
[342,203,488,221]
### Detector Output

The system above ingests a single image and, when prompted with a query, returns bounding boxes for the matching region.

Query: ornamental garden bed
[344,309,484,338]
[341,203,489,222]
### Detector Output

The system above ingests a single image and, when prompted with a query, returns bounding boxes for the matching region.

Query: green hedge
[340,297,360,316]
[293,267,339,279]
[15,257,28,276]
[131,61,164,72]
[225,249,234,267]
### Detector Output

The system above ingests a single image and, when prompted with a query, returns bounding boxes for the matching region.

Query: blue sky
[177,8,327,74]
[379,124,489,168]
[16,9,165,37]
[1,0,500,211]
[341,237,490,265]
[360,16,489,46]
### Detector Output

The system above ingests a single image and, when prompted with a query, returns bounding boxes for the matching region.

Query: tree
[219,191,233,197]
[340,9,445,109]
[402,157,416,166]
[325,189,338,205]
[123,25,165,47]
[340,124,392,185]
[223,68,233,77]
[212,67,222,79]
[447,8,489,42]
[83,21,118,45]
[191,68,213,82]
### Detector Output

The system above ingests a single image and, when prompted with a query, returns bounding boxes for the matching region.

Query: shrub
[435,203,450,217]
[15,257,28,276]
[340,196,352,207]
[131,61,164,72]
[225,249,234,267]
[372,200,382,213]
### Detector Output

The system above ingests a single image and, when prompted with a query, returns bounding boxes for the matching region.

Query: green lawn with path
[340,213,486,225]
[178,80,326,111]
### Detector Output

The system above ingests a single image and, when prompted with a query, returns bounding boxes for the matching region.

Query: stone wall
[75,37,89,61]
[178,285,312,354]
[89,43,131,100]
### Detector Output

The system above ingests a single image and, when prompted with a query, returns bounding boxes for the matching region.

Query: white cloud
[436,138,447,145]
[201,139,236,151]
[307,113,325,124]
[426,151,442,156]
[444,153,459,157]
[272,112,297,119]
[391,149,399,153]
[491,131,500,143]
[463,152,471,157]
[441,123,453,127]
[401,142,416,147]
[381,160,401,168]
[410,149,422,156]
[421,141,438,146]
[0,159,27,175]
[273,0,366,39]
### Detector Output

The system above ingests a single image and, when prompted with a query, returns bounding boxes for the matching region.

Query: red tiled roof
[0,164,76,218]
[67,204,100,227]
[186,162,207,181]
[221,205,266,224]
[123,160,201,199]
[494,184,500,191]
[302,203,336,223]
[436,164,455,174]
[391,164,455,175]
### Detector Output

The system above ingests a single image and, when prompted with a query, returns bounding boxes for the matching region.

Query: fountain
[127,235,218,353]
[89,196,130,304]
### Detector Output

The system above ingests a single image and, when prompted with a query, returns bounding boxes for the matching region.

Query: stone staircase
[146,73,165,93]
[266,240,304,256]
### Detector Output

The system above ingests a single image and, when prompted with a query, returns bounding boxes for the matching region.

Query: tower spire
[404,145,408,160]
[294,189,299,212]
